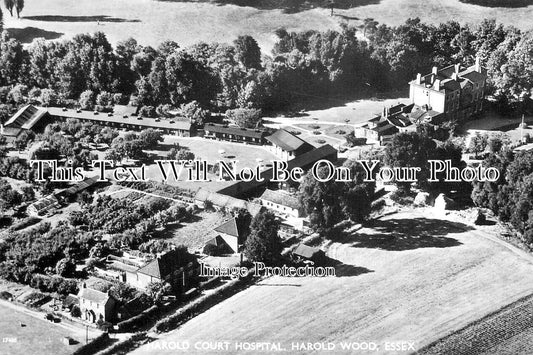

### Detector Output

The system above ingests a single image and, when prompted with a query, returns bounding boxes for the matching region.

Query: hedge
[116,305,159,332]
[72,333,111,355]
[154,274,254,333]
[96,332,147,355]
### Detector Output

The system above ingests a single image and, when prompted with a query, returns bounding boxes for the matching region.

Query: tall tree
[383,131,436,193]
[298,166,345,233]
[4,0,13,17]
[14,0,23,18]
[244,210,282,265]
[234,35,262,70]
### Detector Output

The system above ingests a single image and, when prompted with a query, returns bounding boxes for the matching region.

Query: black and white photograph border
[1,0,533,354]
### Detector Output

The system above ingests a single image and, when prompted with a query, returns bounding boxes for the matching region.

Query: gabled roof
[137,249,195,279]
[266,129,313,153]
[293,244,322,259]
[5,104,48,129]
[287,144,337,171]
[78,287,112,304]
[260,189,300,210]
[214,218,242,238]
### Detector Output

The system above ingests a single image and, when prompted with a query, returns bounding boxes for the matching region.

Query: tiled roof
[266,129,313,152]
[78,287,111,304]
[137,249,195,279]
[214,218,241,238]
[260,189,300,210]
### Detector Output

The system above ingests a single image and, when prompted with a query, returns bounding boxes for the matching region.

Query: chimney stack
[416,73,421,84]
[432,66,438,75]
[454,63,460,74]
[434,79,441,91]
[475,57,481,73]
[452,72,458,81]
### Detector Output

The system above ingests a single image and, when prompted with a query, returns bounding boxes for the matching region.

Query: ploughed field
[4,0,533,52]
[131,208,533,354]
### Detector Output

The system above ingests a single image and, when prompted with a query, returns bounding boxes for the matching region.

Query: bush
[71,305,81,318]
[30,275,79,296]
[313,130,321,135]
[203,244,220,256]
[139,105,157,118]
[309,124,321,130]
[72,333,111,355]
[9,217,41,231]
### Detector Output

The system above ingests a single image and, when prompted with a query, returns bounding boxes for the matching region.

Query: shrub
[203,244,220,256]
[71,305,81,317]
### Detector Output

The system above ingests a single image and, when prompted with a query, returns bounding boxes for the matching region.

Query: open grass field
[132,208,533,354]
[142,135,278,191]
[0,301,98,355]
[4,0,533,53]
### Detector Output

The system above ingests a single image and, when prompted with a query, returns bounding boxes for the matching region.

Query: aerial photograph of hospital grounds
[1,0,533,354]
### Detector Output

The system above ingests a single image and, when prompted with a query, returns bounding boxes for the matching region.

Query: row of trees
[472,150,533,243]
[1,18,532,117]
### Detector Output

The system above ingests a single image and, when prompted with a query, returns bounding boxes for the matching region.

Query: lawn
[132,207,533,354]
[3,0,339,52]
[142,136,279,192]
[167,210,229,252]
[0,301,98,355]
[5,0,533,53]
